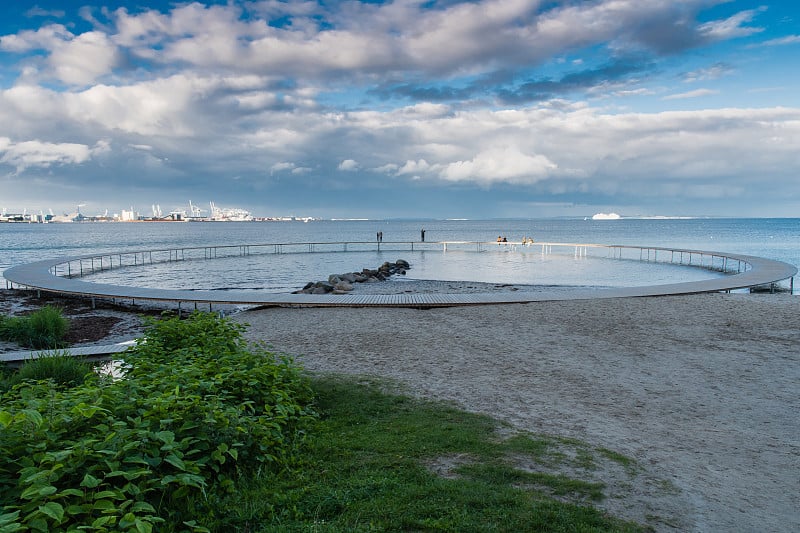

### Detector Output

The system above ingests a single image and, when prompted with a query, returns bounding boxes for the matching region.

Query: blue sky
[1,0,798,219]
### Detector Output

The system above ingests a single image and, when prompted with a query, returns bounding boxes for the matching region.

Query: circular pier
[3,241,797,308]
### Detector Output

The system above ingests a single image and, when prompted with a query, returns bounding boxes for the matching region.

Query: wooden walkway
[0,341,135,365]
[3,242,797,310]
[2,242,796,364]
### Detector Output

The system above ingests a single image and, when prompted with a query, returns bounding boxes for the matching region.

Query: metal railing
[3,241,796,308]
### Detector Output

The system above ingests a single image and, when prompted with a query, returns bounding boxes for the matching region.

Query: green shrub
[9,350,93,389]
[0,312,316,531]
[0,315,26,343]
[0,306,69,349]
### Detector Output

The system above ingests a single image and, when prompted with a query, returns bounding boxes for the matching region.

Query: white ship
[209,201,253,221]
[591,212,621,220]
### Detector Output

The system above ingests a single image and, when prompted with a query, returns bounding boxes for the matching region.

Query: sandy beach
[2,287,797,531]
[231,292,800,532]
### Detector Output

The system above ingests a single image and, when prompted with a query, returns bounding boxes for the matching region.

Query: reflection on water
[87,246,725,293]
[3,218,796,294]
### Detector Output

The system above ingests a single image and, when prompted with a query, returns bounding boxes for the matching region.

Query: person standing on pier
[420,228,426,242]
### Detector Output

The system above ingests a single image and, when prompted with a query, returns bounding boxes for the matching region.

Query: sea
[1,218,798,295]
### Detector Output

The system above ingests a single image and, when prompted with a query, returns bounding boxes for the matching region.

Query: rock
[335,281,353,291]
[296,259,411,293]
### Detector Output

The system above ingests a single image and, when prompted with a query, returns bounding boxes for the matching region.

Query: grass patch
[0,305,69,349]
[598,447,638,473]
[214,376,647,532]
[0,313,646,531]
[5,350,94,389]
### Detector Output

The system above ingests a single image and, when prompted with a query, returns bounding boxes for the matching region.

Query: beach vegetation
[0,311,315,531]
[0,305,69,349]
[3,350,94,390]
[0,312,644,532]
[598,447,638,473]
[212,376,646,531]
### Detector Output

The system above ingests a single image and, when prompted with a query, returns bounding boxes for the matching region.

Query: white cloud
[338,159,358,171]
[698,8,765,41]
[0,137,107,173]
[439,147,557,185]
[396,159,431,176]
[270,162,296,174]
[0,1,798,215]
[49,31,119,85]
[25,7,66,18]
[234,91,279,110]
[0,0,771,92]
[758,35,800,47]
[43,0,750,82]
[662,89,719,100]
[373,163,399,174]
[683,64,734,83]
[0,24,72,52]
[65,74,222,136]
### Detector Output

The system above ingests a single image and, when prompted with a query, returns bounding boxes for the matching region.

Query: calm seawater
[2,218,798,294]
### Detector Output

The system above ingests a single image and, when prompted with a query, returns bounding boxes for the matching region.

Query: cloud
[270,162,296,174]
[338,159,359,171]
[373,163,399,174]
[0,1,797,216]
[14,0,754,85]
[758,35,800,47]
[374,56,654,104]
[49,31,119,85]
[396,159,431,176]
[0,24,72,53]
[439,147,557,185]
[25,7,66,19]
[498,58,651,103]
[698,8,765,41]
[0,25,118,86]
[0,137,107,173]
[662,88,719,100]
[682,63,734,83]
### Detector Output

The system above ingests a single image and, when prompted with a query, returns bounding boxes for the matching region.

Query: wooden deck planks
[1,342,134,364]
[4,243,796,309]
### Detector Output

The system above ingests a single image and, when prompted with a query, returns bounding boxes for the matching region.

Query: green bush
[9,351,93,389]
[0,312,316,531]
[0,306,69,349]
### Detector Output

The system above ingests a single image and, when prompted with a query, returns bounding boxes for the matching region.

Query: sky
[0,0,799,219]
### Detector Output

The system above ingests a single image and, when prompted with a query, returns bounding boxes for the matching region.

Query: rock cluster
[294,259,411,294]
